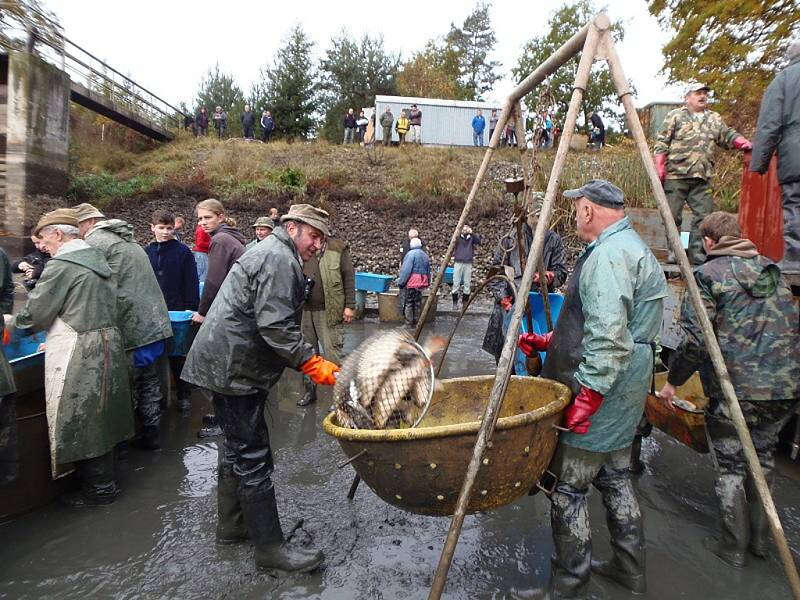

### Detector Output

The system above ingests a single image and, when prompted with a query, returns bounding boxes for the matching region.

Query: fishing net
[333,330,439,430]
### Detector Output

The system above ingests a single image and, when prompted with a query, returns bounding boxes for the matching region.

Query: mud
[1,316,799,599]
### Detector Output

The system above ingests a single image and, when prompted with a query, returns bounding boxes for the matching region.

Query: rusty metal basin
[322,375,571,516]
[645,372,709,453]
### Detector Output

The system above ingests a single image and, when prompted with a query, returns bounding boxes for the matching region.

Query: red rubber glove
[500,296,513,311]
[732,136,752,151]
[300,355,339,386]
[517,331,553,356]
[564,386,604,434]
[533,271,555,286]
[654,153,667,183]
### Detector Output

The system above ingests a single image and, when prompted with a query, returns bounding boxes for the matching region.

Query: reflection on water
[179,442,218,499]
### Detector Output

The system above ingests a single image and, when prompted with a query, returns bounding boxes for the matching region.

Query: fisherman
[74,203,173,451]
[299,232,356,406]
[658,212,799,568]
[653,82,752,265]
[512,180,667,599]
[181,204,339,573]
[245,216,275,251]
[482,199,567,365]
[750,40,800,276]
[11,209,134,505]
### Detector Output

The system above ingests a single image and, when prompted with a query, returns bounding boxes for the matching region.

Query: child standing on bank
[145,210,200,413]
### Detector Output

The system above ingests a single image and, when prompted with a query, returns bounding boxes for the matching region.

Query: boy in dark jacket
[146,210,200,412]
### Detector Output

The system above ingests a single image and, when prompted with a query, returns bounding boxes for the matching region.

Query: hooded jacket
[181,226,315,395]
[85,220,172,350]
[397,247,430,289]
[14,240,134,476]
[669,236,799,401]
[145,238,200,311]
[198,223,246,316]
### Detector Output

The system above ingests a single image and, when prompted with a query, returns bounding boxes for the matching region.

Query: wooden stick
[602,33,800,599]
[413,21,593,342]
[427,17,606,600]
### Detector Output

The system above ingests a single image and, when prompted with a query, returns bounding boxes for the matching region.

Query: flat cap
[563,179,625,208]
[280,204,330,237]
[684,81,710,96]
[33,208,80,236]
[252,216,275,228]
[72,203,105,222]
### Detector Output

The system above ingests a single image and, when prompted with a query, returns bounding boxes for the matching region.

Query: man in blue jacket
[145,210,199,413]
[472,110,486,147]
[512,180,667,599]
[396,237,430,327]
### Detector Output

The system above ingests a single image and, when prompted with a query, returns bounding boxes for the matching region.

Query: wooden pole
[413,22,593,341]
[426,17,606,600]
[601,34,800,599]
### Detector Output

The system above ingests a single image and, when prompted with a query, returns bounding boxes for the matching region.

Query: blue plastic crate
[443,267,454,285]
[168,310,195,357]
[355,272,393,293]
[4,330,46,372]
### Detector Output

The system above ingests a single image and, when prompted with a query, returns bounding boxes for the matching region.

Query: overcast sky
[45,0,685,112]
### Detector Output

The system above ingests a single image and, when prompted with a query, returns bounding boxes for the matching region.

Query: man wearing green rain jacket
[74,204,172,451]
[513,180,667,599]
[13,209,134,506]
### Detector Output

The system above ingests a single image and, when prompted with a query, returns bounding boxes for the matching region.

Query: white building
[373,95,506,147]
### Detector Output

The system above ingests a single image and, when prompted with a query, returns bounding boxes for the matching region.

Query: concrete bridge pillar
[1,50,70,257]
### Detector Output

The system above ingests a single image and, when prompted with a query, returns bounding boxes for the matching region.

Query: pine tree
[194,63,245,136]
[257,24,318,141]
[319,31,400,142]
[446,1,501,101]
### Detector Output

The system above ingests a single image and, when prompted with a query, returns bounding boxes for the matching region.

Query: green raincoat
[14,240,134,477]
[0,248,16,398]
[542,217,667,453]
[84,219,172,350]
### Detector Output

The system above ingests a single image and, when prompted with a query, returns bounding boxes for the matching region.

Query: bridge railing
[0,1,185,132]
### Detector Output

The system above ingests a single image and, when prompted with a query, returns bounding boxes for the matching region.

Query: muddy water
[1,315,798,599]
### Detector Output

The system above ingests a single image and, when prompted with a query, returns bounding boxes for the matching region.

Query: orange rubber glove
[517,331,553,356]
[500,296,514,311]
[300,355,339,386]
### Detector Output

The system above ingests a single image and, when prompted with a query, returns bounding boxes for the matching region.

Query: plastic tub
[355,272,393,293]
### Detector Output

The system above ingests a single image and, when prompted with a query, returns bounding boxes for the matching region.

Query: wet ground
[1,315,799,599]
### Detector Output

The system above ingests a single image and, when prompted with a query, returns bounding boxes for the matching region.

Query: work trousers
[452,261,473,295]
[780,180,800,274]
[408,124,421,144]
[193,251,208,283]
[547,443,644,597]
[302,310,343,393]
[213,389,274,493]
[168,356,193,401]
[343,127,355,144]
[705,398,798,556]
[403,288,423,326]
[382,126,392,146]
[664,177,712,265]
[132,361,163,428]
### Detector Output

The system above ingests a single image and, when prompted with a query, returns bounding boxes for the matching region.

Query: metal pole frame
[426,12,800,599]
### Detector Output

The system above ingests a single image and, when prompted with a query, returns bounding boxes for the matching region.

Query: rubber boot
[61,452,119,507]
[462,293,470,310]
[298,375,317,407]
[132,424,161,451]
[176,395,191,413]
[590,520,646,594]
[216,466,248,544]
[710,475,748,568]
[452,292,459,310]
[745,474,770,559]
[199,414,223,438]
[240,486,323,573]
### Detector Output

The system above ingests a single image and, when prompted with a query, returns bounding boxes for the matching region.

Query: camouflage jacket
[668,237,799,401]
[654,107,741,181]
